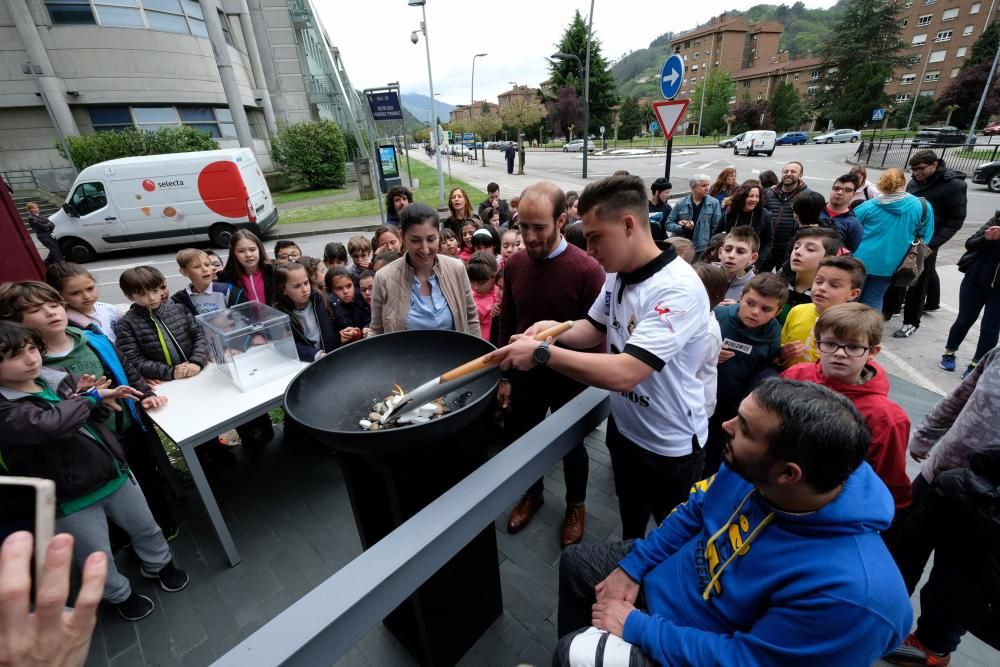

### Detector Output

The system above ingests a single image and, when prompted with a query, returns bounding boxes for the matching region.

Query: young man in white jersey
[490,174,713,539]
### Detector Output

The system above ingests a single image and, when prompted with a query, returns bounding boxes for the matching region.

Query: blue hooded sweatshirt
[618,462,912,666]
[853,193,934,277]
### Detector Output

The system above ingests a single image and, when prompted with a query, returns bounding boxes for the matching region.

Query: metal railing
[213,387,611,666]
[851,138,1000,175]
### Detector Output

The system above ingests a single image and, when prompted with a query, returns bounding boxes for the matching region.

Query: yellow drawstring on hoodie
[151,310,173,366]
[702,489,775,601]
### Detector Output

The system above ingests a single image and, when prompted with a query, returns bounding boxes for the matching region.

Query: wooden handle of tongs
[438,321,574,383]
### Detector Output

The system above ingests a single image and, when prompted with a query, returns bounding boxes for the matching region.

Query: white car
[562,139,596,153]
[812,129,861,144]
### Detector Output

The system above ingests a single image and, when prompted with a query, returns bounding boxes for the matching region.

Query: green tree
[500,99,545,174]
[688,69,735,135]
[965,20,1000,70]
[618,95,643,141]
[270,120,347,189]
[731,101,770,133]
[932,21,1000,130]
[471,112,503,166]
[57,126,217,170]
[890,95,935,129]
[548,10,618,135]
[810,0,906,128]
[768,81,803,132]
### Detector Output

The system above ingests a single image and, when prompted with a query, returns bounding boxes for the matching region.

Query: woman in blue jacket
[853,168,934,311]
[665,173,722,254]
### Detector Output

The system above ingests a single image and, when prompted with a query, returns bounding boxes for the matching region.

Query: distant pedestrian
[26,202,64,265]
[504,144,515,174]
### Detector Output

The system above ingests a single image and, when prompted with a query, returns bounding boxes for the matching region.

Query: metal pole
[582,0,594,179]
[965,39,1000,147]
[419,5,446,209]
[664,137,673,181]
[907,40,934,131]
[471,53,486,166]
[697,71,707,136]
[363,110,386,225]
[388,82,412,186]
[200,0,254,149]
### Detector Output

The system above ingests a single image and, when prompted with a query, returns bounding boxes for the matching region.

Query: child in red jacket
[782,303,912,510]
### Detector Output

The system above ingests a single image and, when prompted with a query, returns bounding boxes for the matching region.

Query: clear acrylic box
[195,302,300,392]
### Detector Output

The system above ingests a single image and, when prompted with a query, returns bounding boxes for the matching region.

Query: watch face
[533,344,550,365]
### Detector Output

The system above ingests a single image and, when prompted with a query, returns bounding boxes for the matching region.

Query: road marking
[698,161,717,169]
[91,258,184,272]
[879,348,947,396]
[675,161,692,168]
[802,175,834,182]
[98,272,182,287]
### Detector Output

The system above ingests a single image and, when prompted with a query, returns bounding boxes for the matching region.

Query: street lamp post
[408,0,445,209]
[471,52,487,164]
[965,38,1000,148]
[552,52,590,178]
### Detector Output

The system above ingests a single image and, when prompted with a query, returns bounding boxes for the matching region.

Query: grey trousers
[57,476,171,603]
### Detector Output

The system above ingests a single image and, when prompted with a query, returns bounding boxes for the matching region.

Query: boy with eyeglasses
[820,175,864,252]
[783,303,912,511]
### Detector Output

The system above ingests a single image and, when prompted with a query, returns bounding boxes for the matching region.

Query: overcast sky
[317,1,840,107]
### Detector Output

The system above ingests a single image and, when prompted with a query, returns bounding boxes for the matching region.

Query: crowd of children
[2,165,996,667]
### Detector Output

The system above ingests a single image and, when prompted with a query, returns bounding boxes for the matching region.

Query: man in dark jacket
[478,182,512,225]
[762,162,810,271]
[26,202,64,264]
[885,152,968,338]
[647,178,672,241]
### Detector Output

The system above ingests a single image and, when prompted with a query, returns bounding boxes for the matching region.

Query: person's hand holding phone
[0,531,107,667]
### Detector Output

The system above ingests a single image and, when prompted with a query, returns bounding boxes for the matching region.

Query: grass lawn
[278,162,487,224]
[272,187,347,205]
[954,148,1000,160]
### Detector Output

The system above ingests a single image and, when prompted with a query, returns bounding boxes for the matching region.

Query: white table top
[145,361,308,448]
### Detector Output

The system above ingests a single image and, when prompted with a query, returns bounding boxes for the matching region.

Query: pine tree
[548,10,618,135]
[811,0,907,128]
[768,82,803,132]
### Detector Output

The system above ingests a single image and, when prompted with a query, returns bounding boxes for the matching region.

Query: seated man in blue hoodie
[555,378,912,667]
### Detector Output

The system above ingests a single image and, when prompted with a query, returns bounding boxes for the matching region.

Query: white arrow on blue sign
[650,121,660,132]
[660,54,684,100]
[872,108,886,121]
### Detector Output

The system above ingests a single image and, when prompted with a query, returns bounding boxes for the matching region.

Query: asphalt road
[78,142,989,399]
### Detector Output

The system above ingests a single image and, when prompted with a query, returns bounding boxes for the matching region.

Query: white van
[733,130,776,157]
[51,148,278,261]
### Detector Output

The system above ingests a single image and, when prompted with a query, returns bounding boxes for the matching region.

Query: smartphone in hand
[0,477,56,587]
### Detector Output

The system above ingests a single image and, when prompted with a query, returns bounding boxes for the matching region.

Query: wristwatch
[532,341,551,366]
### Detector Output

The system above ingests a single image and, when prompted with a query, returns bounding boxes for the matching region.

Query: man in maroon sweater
[499,181,606,547]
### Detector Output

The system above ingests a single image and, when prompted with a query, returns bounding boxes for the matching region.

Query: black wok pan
[283,329,500,455]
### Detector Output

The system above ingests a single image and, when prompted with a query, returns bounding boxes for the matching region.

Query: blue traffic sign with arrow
[660,54,684,100]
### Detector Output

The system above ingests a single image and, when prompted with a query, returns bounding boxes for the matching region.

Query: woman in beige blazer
[370,202,480,337]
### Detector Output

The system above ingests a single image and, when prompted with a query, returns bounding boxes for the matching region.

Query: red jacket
[782,361,912,510]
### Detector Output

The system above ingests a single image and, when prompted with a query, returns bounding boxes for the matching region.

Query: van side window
[70,182,108,216]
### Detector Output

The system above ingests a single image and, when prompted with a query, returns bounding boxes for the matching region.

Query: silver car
[812,129,861,144]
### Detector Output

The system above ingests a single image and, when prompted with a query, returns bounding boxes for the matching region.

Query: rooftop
[82,376,999,667]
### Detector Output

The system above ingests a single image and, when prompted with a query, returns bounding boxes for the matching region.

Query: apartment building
[497,85,540,109]
[449,100,499,124]
[732,54,825,103]
[886,0,997,107]
[670,15,784,100]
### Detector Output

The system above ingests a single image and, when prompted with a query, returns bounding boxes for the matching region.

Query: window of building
[964,25,974,36]
[807,85,818,94]
[742,80,751,88]
[793,73,799,79]
[693,40,700,47]
[924,71,940,82]
[895,93,911,103]
[693,52,699,59]
[885,76,894,84]
[757,93,764,101]
[88,106,132,131]
[912,33,928,45]
[901,74,916,84]
[810,69,820,79]
[47,0,209,37]
[950,67,961,78]
[218,10,234,46]
[45,1,95,24]
[691,64,698,71]
[957,46,968,57]
[922,0,936,5]
[920,90,934,97]
[900,18,909,28]
[970,3,981,14]
[683,54,688,61]
[917,14,933,26]
[935,30,953,41]
[929,49,947,62]
[908,54,922,67]
[942,8,959,21]
[904,0,912,6]
[88,105,249,139]
[684,40,691,48]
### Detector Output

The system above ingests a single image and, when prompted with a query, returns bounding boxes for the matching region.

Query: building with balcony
[0,0,362,191]
[885,0,997,108]
[731,54,825,103]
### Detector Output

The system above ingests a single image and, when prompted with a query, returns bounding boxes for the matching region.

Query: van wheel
[59,238,96,262]
[210,224,236,249]
[766,150,774,157]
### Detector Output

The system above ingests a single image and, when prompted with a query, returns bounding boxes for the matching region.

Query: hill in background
[613,1,849,99]
[401,93,456,125]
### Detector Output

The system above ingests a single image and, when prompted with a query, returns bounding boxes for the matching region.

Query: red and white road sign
[652,99,690,141]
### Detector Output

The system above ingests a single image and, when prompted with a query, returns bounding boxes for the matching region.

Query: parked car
[913,126,965,147]
[734,130,776,157]
[812,129,861,144]
[775,131,809,146]
[972,160,1000,192]
[718,133,744,148]
[563,139,596,153]
[983,122,1000,136]
[493,141,517,150]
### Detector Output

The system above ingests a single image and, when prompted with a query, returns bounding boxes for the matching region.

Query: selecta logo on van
[140,178,185,191]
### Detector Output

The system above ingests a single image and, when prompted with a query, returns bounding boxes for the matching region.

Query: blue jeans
[859,275,894,311]
[945,278,1000,363]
